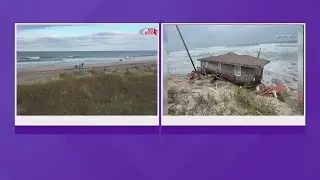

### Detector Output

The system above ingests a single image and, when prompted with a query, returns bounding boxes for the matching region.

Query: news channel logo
[140,28,158,36]
[276,33,296,38]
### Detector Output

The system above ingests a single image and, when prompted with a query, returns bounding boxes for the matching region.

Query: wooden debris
[209,87,219,94]
[256,85,260,92]
[258,81,287,100]
[189,71,205,80]
[259,84,266,92]
[188,70,225,84]
[202,67,207,76]
[272,90,277,98]
[208,82,220,94]
[213,75,223,81]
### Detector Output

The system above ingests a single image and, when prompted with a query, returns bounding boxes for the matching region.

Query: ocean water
[167,42,302,90]
[16,51,157,69]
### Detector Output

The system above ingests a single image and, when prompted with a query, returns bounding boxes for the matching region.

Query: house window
[234,65,241,76]
[218,63,221,69]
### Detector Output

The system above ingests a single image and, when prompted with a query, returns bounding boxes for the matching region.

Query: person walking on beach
[81,63,84,68]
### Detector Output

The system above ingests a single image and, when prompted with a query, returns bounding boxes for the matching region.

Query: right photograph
[162,23,305,126]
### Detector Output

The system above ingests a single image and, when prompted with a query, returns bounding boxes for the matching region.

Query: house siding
[201,61,262,85]
[240,66,259,83]
[207,61,219,71]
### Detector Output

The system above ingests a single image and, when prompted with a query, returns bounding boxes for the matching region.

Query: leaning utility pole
[175,25,197,72]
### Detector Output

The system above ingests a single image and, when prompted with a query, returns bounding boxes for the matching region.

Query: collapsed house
[198,52,270,85]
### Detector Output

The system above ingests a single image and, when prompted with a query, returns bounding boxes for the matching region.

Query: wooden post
[257,48,262,58]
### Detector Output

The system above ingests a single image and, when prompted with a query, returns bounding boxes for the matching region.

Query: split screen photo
[15,23,305,128]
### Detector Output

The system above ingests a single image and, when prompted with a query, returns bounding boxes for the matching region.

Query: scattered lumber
[209,87,219,94]
[189,71,204,80]
[212,74,223,81]
[258,81,287,100]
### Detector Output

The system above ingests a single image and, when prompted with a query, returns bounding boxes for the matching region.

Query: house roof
[198,52,270,67]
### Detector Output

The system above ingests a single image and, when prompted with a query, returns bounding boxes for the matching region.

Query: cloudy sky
[16,24,158,51]
[164,24,304,51]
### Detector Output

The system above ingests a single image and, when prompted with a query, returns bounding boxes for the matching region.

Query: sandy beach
[17,60,157,85]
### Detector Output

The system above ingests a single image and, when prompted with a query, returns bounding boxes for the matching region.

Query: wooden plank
[209,87,219,94]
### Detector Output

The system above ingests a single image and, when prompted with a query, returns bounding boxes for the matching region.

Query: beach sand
[167,74,301,116]
[17,60,157,85]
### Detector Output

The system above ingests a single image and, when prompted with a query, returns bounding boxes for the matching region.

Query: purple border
[158,23,162,134]
[1,1,319,180]
[161,126,305,134]
[15,126,159,134]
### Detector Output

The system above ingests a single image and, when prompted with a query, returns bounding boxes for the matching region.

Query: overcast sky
[164,24,304,51]
[16,24,158,51]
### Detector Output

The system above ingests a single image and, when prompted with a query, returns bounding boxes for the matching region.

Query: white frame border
[15,23,160,126]
[161,23,306,126]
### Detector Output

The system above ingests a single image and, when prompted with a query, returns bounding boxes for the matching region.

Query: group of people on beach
[74,58,124,69]
[75,63,84,69]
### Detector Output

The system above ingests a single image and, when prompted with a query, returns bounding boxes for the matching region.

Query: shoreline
[17,60,157,85]
[17,59,157,73]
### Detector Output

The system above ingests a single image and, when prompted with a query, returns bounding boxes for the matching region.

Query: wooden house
[198,52,270,85]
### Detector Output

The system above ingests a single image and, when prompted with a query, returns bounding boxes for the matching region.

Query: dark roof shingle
[198,52,270,67]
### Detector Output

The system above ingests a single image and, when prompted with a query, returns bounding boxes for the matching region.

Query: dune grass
[17,72,157,115]
[232,87,279,115]
[168,86,279,116]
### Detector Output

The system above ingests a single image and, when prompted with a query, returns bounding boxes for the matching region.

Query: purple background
[1,0,319,180]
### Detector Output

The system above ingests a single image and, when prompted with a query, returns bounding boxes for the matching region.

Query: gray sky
[16,24,158,51]
[165,24,303,51]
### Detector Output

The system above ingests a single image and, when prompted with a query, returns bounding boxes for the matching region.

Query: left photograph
[15,23,159,126]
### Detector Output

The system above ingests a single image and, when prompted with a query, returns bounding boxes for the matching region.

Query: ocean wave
[17,55,90,63]
[19,55,86,59]
[169,43,298,59]
[17,58,63,63]
[18,53,157,62]
[19,56,40,60]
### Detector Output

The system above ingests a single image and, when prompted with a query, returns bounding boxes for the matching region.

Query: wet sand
[17,60,157,85]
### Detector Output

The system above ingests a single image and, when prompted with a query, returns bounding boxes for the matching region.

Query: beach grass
[232,87,279,115]
[168,86,279,116]
[17,72,157,115]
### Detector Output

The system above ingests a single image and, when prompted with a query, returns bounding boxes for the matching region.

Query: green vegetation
[233,87,279,115]
[17,72,157,115]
